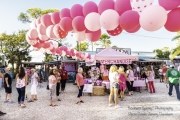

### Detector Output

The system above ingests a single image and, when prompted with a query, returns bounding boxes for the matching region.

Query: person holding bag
[16,67,28,108]
[76,67,84,104]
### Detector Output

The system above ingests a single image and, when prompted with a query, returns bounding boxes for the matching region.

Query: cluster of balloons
[26,0,180,59]
[26,34,92,61]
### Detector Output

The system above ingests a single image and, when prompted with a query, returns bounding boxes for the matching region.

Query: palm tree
[170,31,180,60]
[94,34,111,48]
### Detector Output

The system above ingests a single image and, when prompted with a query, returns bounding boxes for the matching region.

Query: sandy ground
[0,80,180,120]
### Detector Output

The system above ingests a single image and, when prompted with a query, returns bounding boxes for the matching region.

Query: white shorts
[31,84,37,95]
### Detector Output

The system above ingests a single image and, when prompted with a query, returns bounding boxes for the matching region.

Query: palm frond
[170,45,180,60]
[172,35,180,41]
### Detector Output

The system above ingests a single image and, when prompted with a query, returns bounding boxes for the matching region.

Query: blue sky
[0,0,178,61]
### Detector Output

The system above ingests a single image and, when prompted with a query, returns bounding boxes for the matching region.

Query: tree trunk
[91,42,93,51]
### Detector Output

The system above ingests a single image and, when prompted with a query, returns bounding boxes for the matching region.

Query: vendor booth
[83,48,142,96]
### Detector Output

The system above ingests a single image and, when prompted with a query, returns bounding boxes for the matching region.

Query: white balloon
[131,0,154,14]
[73,30,86,41]
[84,12,101,31]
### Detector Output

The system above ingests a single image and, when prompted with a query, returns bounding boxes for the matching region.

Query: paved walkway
[0,80,180,120]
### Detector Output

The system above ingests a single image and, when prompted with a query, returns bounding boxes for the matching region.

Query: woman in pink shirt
[146,66,155,93]
[118,66,131,101]
[76,67,84,104]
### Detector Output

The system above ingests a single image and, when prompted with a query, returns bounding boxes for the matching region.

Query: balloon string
[122,32,171,39]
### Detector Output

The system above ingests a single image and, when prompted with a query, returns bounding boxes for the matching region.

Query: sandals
[28,99,34,102]
[76,101,80,104]
[34,99,38,101]
[52,104,58,107]
[21,104,26,108]
[49,104,58,107]
[80,100,84,103]
[57,99,61,101]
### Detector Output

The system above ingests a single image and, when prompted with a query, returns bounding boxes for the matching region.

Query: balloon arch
[26,0,180,61]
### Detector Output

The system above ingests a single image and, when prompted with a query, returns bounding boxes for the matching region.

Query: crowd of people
[0,63,180,115]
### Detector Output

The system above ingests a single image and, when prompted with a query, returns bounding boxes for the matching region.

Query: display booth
[83,48,141,96]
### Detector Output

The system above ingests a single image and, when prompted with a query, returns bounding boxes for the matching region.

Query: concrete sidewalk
[0,80,180,120]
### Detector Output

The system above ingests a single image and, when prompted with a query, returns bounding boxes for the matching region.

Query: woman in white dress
[28,69,39,102]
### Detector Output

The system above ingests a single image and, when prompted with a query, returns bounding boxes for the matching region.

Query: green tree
[153,47,171,59]
[94,34,111,48]
[170,31,180,60]
[18,8,59,23]
[74,42,89,51]
[0,30,31,73]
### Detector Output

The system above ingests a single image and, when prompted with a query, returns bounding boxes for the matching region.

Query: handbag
[46,85,49,90]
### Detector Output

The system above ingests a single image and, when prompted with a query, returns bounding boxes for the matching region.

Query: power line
[122,32,171,40]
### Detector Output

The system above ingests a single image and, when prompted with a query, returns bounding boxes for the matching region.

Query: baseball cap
[170,64,174,68]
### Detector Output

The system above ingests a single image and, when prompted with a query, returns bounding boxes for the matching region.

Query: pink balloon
[30,20,37,29]
[130,0,154,13]
[98,0,115,14]
[59,46,64,51]
[115,0,132,15]
[72,16,86,32]
[84,12,101,31]
[37,24,47,35]
[85,29,101,42]
[107,25,123,36]
[43,42,50,49]
[36,17,41,26]
[50,48,56,53]
[51,12,61,24]
[164,8,180,32]
[33,42,43,49]
[140,5,167,31]
[158,0,180,11]
[126,24,141,33]
[60,8,71,18]
[83,1,98,16]
[63,46,68,52]
[53,24,68,38]
[56,47,62,54]
[76,52,80,57]
[70,4,84,18]
[119,10,140,31]
[70,49,74,54]
[46,25,57,38]
[41,14,53,27]
[38,34,49,41]
[59,17,73,32]
[100,9,119,30]
[28,29,38,39]
[73,30,86,41]
[38,39,45,43]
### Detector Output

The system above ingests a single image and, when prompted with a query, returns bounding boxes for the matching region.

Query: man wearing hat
[165,64,180,101]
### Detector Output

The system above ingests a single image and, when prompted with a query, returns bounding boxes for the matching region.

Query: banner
[100,59,132,64]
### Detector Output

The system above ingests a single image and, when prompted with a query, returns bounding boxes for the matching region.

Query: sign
[100,59,132,64]
[83,84,93,93]
[96,48,131,55]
